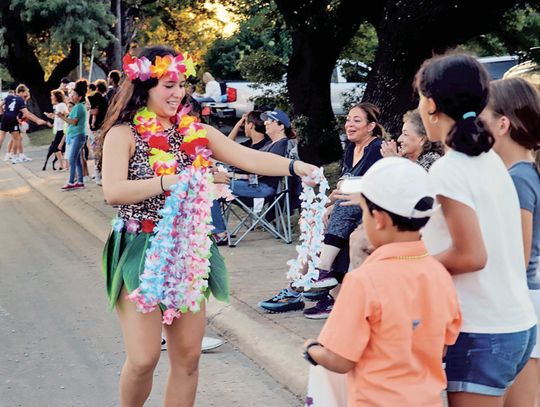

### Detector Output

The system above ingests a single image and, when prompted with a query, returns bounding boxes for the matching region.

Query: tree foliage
[204,1,291,80]
[464,5,540,62]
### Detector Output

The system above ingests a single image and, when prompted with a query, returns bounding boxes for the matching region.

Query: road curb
[9,163,308,399]
[207,299,307,397]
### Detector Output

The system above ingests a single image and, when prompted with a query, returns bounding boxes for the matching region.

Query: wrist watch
[303,342,323,366]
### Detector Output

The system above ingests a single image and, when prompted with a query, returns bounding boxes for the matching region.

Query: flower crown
[122,53,196,82]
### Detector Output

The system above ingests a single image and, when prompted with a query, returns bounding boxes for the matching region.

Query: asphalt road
[0,164,301,407]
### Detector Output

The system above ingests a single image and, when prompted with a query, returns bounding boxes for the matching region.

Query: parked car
[201,60,369,128]
[478,55,519,80]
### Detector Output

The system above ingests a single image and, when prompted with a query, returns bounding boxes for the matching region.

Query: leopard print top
[117,124,193,223]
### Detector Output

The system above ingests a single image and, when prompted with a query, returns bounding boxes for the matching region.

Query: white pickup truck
[202,62,368,125]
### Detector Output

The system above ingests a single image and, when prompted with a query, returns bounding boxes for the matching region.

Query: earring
[428,115,438,124]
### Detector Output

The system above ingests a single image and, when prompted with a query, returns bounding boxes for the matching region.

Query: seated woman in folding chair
[258,103,384,319]
[211,109,294,244]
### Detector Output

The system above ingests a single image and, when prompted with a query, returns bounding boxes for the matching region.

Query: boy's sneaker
[73,182,85,189]
[309,269,339,291]
[258,288,305,313]
[61,183,77,191]
[303,294,334,319]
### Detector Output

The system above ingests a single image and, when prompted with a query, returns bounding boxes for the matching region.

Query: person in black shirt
[88,79,109,186]
[105,70,121,103]
[88,80,108,131]
[228,111,270,151]
[1,84,49,163]
[259,103,384,318]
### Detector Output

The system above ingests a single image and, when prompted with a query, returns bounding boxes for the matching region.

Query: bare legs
[448,393,504,407]
[316,244,341,271]
[0,130,6,151]
[116,288,162,407]
[115,288,206,407]
[163,302,206,407]
[504,358,540,407]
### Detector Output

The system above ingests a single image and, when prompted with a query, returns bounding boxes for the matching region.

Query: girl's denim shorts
[445,326,537,396]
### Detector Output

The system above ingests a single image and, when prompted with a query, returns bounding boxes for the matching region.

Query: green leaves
[11,0,114,47]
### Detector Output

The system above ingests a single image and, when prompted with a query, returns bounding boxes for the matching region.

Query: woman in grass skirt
[99,45,318,407]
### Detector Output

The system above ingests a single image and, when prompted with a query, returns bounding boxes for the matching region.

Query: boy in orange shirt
[303,157,462,406]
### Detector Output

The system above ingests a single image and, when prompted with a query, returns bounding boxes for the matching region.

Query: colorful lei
[286,168,329,290]
[123,53,196,82]
[127,107,215,324]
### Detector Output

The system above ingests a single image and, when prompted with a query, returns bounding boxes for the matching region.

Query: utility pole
[115,0,122,70]
[79,42,83,78]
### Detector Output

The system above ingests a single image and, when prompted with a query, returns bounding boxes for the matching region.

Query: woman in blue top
[259,103,383,317]
[481,77,540,407]
[56,80,88,191]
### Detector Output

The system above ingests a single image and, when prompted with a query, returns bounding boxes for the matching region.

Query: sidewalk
[6,145,324,398]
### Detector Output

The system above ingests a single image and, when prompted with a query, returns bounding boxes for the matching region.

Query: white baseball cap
[344,157,436,219]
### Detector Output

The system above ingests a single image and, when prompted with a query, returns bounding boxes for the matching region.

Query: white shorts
[530,289,540,358]
[65,140,73,161]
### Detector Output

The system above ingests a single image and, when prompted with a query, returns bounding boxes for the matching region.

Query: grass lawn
[28,128,54,147]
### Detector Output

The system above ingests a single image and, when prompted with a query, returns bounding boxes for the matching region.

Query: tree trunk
[365,0,520,136]
[275,0,375,165]
[287,32,342,166]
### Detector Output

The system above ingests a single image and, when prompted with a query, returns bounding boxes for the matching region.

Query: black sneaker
[258,288,305,313]
[302,290,329,302]
[303,294,334,319]
[161,337,167,352]
[309,269,339,292]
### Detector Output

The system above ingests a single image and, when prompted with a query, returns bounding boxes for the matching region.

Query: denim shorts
[445,326,537,396]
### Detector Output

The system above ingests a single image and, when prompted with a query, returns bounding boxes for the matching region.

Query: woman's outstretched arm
[205,124,317,178]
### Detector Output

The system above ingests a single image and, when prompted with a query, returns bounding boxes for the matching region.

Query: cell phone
[339,176,363,194]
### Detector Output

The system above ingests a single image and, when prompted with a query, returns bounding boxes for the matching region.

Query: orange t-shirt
[319,241,461,406]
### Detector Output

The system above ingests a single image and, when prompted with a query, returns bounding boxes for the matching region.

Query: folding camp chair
[222,176,294,247]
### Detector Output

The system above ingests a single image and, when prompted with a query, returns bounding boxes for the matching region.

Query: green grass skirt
[102,229,230,310]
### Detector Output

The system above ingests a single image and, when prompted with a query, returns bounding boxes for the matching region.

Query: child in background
[304,157,461,406]
[481,77,540,407]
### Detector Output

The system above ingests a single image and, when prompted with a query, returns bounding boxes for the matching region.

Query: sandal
[213,233,228,246]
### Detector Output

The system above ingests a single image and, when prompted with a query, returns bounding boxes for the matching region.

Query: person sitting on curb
[303,157,462,406]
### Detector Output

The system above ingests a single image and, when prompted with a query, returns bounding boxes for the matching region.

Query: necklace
[127,105,214,325]
[388,252,429,261]
[133,107,179,176]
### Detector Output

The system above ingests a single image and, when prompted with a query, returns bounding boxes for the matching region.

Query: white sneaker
[19,154,32,162]
[160,335,225,352]
[3,153,11,161]
[201,336,225,352]
[10,156,22,164]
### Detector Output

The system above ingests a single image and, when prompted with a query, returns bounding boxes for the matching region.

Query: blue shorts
[445,326,537,396]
